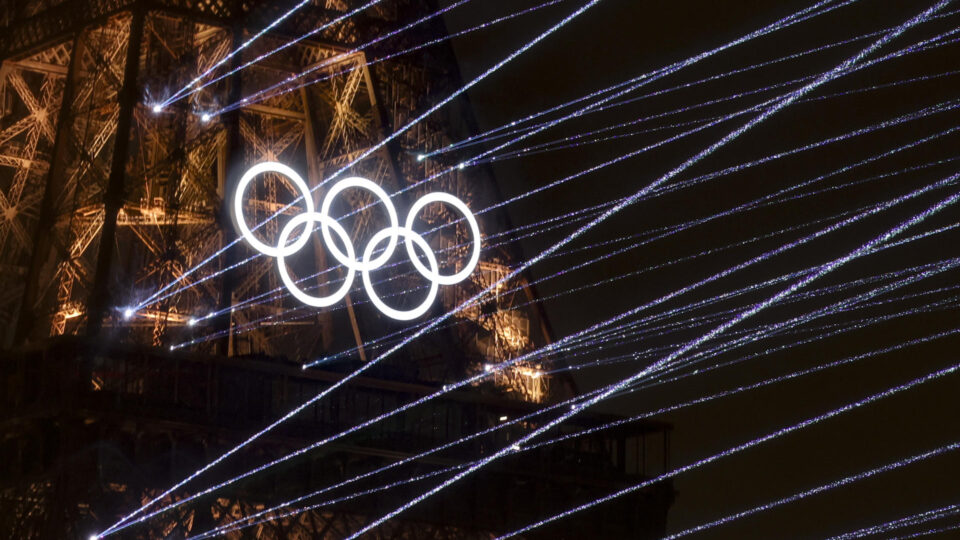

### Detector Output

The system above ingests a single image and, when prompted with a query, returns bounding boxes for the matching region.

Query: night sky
[442,0,960,537]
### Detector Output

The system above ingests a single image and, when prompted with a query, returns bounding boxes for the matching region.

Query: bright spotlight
[416,154,425,162]
[187,317,197,327]
[200,112,212,122]
[123,308,134,320]
[151,104,163,114]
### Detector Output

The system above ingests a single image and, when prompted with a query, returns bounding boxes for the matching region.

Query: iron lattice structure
[0,1,675,538]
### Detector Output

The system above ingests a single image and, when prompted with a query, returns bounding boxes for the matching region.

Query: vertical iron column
[85,7,145,337]
[13,36,81,345]
[216,25,245,356]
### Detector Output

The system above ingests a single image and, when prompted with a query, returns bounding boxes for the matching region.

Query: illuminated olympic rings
[233,162,481,320]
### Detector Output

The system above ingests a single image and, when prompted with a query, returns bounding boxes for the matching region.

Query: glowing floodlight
[151,104,163,113]
[200,112,212,122]
[123,308,134,320]
[416,153,426,162]
[234,162,481,320]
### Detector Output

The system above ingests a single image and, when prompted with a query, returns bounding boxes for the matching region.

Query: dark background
[439,0,960,537]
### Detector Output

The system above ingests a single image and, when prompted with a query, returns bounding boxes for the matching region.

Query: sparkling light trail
[498,361,960,538]
[641,262,960,379]
[894,523,960,539]
[484,66,960,164]
[552,265,960,378]
[162,0,387,106]
[827,503,960,539]
[608,274,960,398]
[470,62,960,220]
[475,26,960,161]
[215,0,570,115]
[424,0,860,157]
[665,443,960,538]
[200,0,478,113]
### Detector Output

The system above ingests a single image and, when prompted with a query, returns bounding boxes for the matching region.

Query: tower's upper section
[0,0,574,404]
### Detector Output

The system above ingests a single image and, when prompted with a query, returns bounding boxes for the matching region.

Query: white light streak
[665,445,960,538]
[498,361,960,538]
[163,0,387,106]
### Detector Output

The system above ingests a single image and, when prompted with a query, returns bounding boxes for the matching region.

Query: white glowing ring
[276,211,355,308]
[404,192,482,285]
[234,162,314,257]
[320,176,399,272]
[362,227,439,321]
[234,162,481,321]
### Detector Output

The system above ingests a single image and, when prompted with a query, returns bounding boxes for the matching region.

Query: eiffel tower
[0,1,674,537]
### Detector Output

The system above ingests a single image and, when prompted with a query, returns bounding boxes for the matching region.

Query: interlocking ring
[233,162,481,320]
